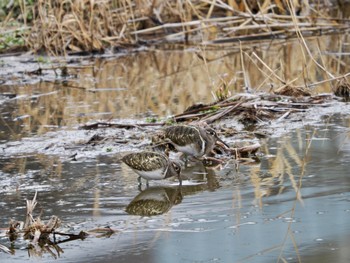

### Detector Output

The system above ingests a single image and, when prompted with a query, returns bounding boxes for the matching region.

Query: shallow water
[1,33,350,262]
[1,33,350,141]
[0,114,350,262]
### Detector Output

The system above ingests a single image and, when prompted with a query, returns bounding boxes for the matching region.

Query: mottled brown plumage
[164,125,227,158]
[121,151,181,184]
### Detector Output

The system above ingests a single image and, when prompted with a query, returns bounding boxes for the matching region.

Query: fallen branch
[228,143,261,158]
[201,102,244,124]
[79,90,337,133]
[0,243,12,254]
[79,122,164,130]
[4,191,117,257]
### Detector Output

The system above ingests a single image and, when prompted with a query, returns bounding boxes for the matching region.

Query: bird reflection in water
[126,186,183,216]
[125,159,224,217]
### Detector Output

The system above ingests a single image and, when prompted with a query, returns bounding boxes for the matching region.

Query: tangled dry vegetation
[0,192,116,256]
[20,0,349,55]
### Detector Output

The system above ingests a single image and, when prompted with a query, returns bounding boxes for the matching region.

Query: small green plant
[0,0,35,23]
[145,117,158,123]
[36,56,49,64]
[164,118,175,125]
[0,31,25,51]
[200,106,220,114]
[106,147,113,152]
[214,80,231,101]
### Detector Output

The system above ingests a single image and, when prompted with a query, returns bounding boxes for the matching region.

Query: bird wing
[164,126,200,146]
[122,152,167,171]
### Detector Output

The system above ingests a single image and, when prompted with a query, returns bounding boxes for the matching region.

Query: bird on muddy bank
[121,151,182,186]
[163,124,229,159]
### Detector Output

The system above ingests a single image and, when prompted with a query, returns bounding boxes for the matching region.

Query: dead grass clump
[23,0,348,55]
[274,85,311,97]
[213,78,232,102]
[7,191,62,243]
[232,0,307,15]
[2,191,118,257]
[27,0,132,55]
[334,78,350,101]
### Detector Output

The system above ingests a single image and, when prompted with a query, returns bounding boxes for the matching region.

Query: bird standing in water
[163,125,228,159]
[121,151,182,186]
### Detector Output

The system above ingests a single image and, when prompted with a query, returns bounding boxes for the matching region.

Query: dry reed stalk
[6,33,349,137]
[0,243,12,254]
[23,0,349,55]
[276,128,316,263]
[25,191,38,229]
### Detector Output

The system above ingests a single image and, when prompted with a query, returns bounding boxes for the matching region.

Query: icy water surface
[0,114,350,263]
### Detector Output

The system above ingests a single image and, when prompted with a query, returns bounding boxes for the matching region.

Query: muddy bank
[1,92,349,161]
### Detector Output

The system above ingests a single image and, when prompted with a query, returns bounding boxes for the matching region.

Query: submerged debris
[3,191,117,258]
[0,243,13,254]
[228,143,261,159]
[86,227,116,238]
[202,157,224,169]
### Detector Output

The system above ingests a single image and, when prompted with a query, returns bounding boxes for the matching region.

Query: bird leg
[178,174,182,186]
[137,176,142,185]
[177,153,190,167]
[137,176,143,191]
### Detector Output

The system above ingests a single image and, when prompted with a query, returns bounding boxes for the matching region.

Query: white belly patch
[135,168,165,180]
[175,143,204,157]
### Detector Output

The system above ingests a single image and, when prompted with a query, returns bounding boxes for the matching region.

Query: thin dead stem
[22,1,349,56]
[276,128,316,263]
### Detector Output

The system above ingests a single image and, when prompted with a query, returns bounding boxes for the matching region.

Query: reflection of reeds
[3,31,350,139]
[246,130,315,261]
[1,1,347,141]
[275,130,315,262]
[250,133,307,205]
